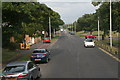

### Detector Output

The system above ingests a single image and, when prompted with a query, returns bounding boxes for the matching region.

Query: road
[36,32,118,78]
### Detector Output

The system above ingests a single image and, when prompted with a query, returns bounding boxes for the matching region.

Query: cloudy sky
[39,0,99,24]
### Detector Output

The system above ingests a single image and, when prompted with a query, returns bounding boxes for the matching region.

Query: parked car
[0,61,41,80]
[70,32,75,35]
[69,32,75,35]
[42,37,51,43]
[0,73,5,80]
[84,39,95,48]
[85,35,96,39]
[30,49,50,63]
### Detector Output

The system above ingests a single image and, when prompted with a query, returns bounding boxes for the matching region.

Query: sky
[39,0,99,24]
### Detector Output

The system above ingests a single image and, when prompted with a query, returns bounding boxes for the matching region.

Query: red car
[85,35,96,39]
[42,37,51,43]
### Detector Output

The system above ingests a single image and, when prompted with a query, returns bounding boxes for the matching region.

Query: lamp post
[110,0,112,48]
[75,21,77,33]
[72,24,74,32]
[54,29,55,37]
[49,17,51,40]
[98,17,100,40]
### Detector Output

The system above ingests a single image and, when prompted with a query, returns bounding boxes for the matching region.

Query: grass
[76,31,85,37]
[51,36,59,42]
[95,40,118,55]
[77,31,119,38]
[77,31,85,34]
[91,31,104,36]
[76,31,103,37]
[79,34,85,37]
[2,49,20,64]
[17,54,30,61]
[99,39,119,48]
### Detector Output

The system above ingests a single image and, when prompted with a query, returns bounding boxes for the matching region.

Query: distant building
[10,36,15,43]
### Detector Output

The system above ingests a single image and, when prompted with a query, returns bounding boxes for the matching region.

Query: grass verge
[99,39,119,48]
[2,49,20,64]
[17,54,30,61]
[95,40,118,55]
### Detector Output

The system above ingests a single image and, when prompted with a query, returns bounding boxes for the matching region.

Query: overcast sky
[39,0,99,24]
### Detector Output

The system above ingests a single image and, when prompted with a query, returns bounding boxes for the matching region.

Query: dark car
[30,49,50,63]
[0,61,41,80]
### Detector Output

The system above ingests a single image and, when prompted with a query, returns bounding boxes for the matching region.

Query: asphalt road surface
[37,32,118,78]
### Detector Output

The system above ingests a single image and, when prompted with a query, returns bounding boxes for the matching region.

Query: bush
[8,42,19,50]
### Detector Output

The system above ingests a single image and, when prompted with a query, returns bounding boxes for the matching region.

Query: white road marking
[98,47,120,62]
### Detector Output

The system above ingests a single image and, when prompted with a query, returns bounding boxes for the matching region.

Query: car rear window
[44,38,49,40]
[3,65,25,73]
[86,39,93,42]
[33,50,45,53]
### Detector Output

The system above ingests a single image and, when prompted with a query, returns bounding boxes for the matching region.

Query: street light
[98,17,100,40]
[110,0,112,48]
[72,24,74,32]
[75,21,77,33]
[49,16,51,40]
[53,29,56,37]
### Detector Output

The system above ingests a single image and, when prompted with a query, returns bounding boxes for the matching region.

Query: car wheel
[37,72,41,78]
[45,58,49,63]
[48,55,51,60]
[28,77,34,80]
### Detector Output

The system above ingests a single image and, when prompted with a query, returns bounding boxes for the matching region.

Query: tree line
[2,2,64,49]
[75,2,120,36]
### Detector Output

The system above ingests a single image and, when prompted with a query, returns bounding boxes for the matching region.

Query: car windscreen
[3,65,25,73]
[86,39,93,42]
[33,50,45,53]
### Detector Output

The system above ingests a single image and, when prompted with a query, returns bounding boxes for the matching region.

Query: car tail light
[0,75,5,79]
[30,55,34,57]
[42,54,47,57]
[18,73,28,77]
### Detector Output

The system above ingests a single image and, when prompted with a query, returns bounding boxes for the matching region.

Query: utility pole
[49,17,51,40]
[54,29,55,37]
[75,21,77,33]
[72,24,74,32]
[110,0,112,48]
[98,17,100,40]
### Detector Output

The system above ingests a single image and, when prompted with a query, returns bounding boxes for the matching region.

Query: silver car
[1,61,41,80]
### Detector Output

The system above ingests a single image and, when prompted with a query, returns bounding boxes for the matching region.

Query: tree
[76,13,97,34]
[2,2,64,49]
